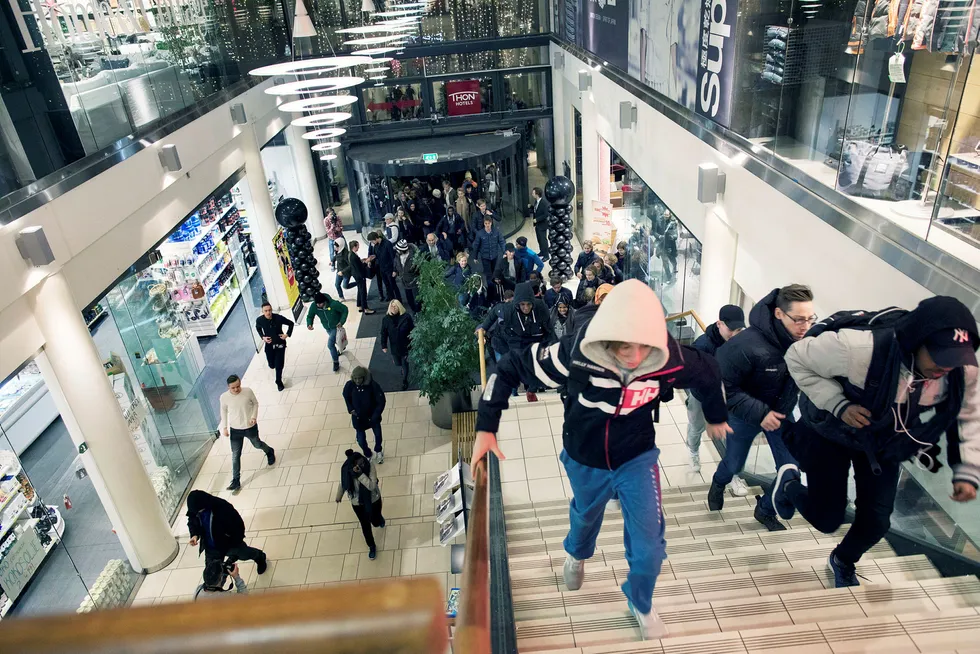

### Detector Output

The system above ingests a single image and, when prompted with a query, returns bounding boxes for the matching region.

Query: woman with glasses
[706,284,815,532]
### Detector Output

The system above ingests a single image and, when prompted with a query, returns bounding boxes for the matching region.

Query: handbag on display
[837,140,911,201]
[336,325,349,354]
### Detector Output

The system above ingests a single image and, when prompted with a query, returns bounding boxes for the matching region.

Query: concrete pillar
[697,205,738,325]
[27,273,177,573]
[598,138,610,204]
[287,124,326,241]
[550,44,568,175]
[242,126,292,312]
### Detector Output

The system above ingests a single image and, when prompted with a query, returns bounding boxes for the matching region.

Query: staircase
[504,483,980,653]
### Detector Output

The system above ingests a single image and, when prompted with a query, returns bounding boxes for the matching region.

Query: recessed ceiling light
[266,77,364,95]
[249,56,374,76]
[301,127,347,139]
[312,142,342,151]
[290,112,352,127]
[278,95,358,112]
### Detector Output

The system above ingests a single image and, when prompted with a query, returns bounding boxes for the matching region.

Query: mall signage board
[584,0,628,72]
[695,0,738,127]
[446,80,482,116]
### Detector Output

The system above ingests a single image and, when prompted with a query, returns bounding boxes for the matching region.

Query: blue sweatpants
[560,448,666,614]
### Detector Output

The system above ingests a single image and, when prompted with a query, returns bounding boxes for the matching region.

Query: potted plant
[409,252,482,429]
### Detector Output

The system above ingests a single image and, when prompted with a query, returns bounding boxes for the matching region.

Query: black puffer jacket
[343,373,387,429]
[716,288,799,425]
[381,312,414,359]
[499,282,550,352]
[186,490,246,555]
[692,323,726,356]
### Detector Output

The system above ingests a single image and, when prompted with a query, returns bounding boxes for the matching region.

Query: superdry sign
[696,0,738,128]
[446,80,482,116]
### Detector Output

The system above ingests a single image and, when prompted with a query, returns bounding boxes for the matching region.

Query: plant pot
[430,388,477,430]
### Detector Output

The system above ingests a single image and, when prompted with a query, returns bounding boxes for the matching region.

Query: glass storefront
[597,143,701,315]
[361,83,425,123]
[0,358,138,619]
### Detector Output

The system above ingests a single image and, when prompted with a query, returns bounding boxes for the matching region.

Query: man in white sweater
[221,375,275,492]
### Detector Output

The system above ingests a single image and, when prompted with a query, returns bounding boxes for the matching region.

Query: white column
[580,91,600,239]
[550,45,568,175]
[27,273,177,573]
[697,205,739,324]
[288,124,326,241]
[243,126,292,312]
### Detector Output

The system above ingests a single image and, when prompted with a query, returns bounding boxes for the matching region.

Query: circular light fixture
[368,56,395,63]
[290,112,352,127]
[370,75,386,80]
[301,127,347,140]
[266,76,364,95]
[249,56,374,76]
[278,95,358,113]
[320,154,339,161]
[374,8,424,16]
[336,24,416,34]
[312,142,342,152]
[364,67,389,73]
[344,34,409,46]
[356,46,400,55]
[378,17,421,24]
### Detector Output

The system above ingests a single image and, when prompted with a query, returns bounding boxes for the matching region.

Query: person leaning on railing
[470,280,731,641]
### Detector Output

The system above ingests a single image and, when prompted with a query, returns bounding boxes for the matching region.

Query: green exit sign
[422,153,438,163]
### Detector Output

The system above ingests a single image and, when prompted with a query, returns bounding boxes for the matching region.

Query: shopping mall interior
[3,0,980,650]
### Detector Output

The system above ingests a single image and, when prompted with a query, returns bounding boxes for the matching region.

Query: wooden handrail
[666,309,708,333]
[0,577,446,653]
[477,328,488,388]
[454,456,490,654]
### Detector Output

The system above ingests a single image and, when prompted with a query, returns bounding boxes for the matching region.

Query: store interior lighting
[320,154,339,161]
[265,76,365,95]
[356,47,400,56]
[311,142,342,152]
[364,67,389,73]
[300,127,347,140]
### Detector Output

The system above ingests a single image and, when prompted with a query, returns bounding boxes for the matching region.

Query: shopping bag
[336,325,349,354]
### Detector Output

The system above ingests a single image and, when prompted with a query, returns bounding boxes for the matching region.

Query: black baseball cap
[924,328,978,368]
[719,304,746,331]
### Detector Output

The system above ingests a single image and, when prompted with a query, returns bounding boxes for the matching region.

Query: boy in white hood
[473,280,731,639]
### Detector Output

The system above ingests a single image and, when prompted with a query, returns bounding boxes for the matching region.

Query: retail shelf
[204,258,233,291]
[164,202,238,255]
[212,288,242,331]
[0,503,31,543]
[0,462,22,481]
[85,309,107,329]
[0,490,21,516]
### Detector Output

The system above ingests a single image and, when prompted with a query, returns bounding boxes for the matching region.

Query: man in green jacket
[307,291,349,372]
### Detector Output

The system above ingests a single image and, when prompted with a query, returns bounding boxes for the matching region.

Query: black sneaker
[379,517,386,528]
[256,556,268,575]
[226,480,241,492]
[753,499,787,531]
[828,552,859,588]
[771,464,801,520]
[276,381,285,392]
[707,481,725,511]
[267,448,276,466]
[368,547,377,560]
[333,361,340,372]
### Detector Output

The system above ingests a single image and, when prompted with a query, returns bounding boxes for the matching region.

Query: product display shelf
[0,503,31,545]
[85,307,107,329]
[211,288,242,330]
[172,201,238,255]
[0,511,64,619]
[203,257,233,291]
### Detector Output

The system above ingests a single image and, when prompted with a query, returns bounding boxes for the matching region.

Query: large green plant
[409,253,481,405]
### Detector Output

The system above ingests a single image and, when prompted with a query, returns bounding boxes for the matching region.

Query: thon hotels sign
[446,79,482,116]
[8,0,208,53]
[696,0,738,128]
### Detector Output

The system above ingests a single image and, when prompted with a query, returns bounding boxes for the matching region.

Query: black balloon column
[544,176,576,280]
[275,198,322,302]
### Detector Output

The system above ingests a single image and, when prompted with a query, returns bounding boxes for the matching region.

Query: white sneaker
[688,449,701,473]
[628,600,668,640]
[730,477,750,497]
[563,555,584,591]
[376,451,385,465]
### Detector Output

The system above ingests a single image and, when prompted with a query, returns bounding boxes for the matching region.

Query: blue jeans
[711,415,797,517]
[561,448,666,614]
[327,327,339,363]
[327,238,336,265]
[356,422,383,458]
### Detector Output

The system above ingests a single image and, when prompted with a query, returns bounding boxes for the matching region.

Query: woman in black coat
[380,299,415,390]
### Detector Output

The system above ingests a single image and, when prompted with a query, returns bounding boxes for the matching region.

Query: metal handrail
[667,309,707,333]
[455,329,491,653]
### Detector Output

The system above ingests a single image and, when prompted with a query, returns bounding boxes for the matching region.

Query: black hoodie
[716,288,800,425]
[499,282,550,352]
[186,490,246,554]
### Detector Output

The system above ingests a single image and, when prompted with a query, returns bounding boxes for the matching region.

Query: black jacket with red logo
[477,331,727,470]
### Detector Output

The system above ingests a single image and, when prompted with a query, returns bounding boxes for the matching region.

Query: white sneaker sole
[771,464,800,520]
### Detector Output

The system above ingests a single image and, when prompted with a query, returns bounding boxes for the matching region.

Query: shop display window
[361,83,425,123]
[503,71,549,110]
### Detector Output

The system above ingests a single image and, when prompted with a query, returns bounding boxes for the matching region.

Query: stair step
[509,546,924,596]
[504,483,721,517]
[515,604,980,652]
[513,572,979,623]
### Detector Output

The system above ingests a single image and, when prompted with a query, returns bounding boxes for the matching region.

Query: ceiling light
[370,75,386,80]
[364,67,388,73]
[292,0,316,37]
[290,112,352,127]
[311,142,342,151]
[320,154,338,161]
[300,127,347,139]
[344,34,408,46]
[250,56,374,76]
[369,57,395,63]
[356,47,399,55]
[336,24,416,33]
[266,77,364,95]
[278,95,358,112]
